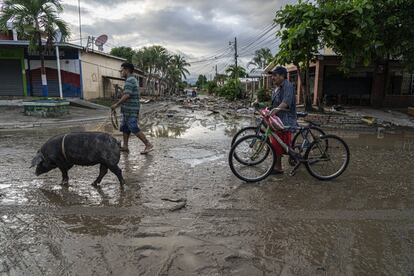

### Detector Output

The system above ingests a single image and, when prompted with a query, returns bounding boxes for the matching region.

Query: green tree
[132,47,190,95]
[206,81,218,94]
[319,0,414,106]
[133,45,170,95]
[225,65,247,79]
[247,48,273,72]
[274,1,323,111]
[169,55,190,80]
[321,0,414,70]
[0,0,70,97]
[166,55,190,94]
[217,79,244,100]
[196,75,207,89]
[110,46,135,62]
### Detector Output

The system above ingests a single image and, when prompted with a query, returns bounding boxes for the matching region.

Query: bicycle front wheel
[229,135,276,182]
[304,134,350,181]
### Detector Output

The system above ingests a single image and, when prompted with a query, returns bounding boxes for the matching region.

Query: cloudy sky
[61,0,294,78]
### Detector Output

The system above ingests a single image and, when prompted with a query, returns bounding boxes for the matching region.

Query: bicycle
[228,109,350,182]
[231,108,326,167]
[231,109,325,150]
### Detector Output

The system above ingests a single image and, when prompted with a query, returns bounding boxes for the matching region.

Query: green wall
[0,47,27,96]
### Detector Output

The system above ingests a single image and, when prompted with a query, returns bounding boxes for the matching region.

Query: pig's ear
[30,152,44,168]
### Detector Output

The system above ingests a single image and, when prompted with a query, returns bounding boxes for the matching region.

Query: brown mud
[0,101,413,275]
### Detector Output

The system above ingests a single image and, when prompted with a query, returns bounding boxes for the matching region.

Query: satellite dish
[95,34,108,51]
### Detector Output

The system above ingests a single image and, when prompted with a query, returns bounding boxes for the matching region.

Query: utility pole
[229,37,239,79]
[234,37,238,71]
[215,65,218,79]
[78,0,82,46]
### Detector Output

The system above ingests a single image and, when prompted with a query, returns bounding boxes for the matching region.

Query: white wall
[81,52,125,99]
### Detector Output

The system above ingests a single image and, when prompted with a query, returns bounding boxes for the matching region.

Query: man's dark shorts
[120,113,140,134]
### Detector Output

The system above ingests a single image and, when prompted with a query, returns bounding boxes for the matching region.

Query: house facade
[0,35,147,100]
[263,55,414,108]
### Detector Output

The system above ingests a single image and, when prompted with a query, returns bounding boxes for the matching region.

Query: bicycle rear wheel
[229,135,275,182]
[304,134,350,181]
[292,125,325,152]
[289,125,326,166]
[231,126,258,146]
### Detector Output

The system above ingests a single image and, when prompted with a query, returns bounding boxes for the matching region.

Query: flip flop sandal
[140,145,154,155]
[120,147,130,153]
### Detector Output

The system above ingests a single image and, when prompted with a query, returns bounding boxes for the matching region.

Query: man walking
[111,62,153,154]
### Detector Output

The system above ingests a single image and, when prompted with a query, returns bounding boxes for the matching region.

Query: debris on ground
[162,197,187,211]
[169,201,187,212]
[161,197,186,203]
[361,116,376,125]
[171,95,251,117]
[377,127,385,139]
[330,105,345,112]
[408,107,414,116]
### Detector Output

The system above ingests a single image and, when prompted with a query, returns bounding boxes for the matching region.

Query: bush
[217,79,243,100]
[257,88,271,102]
[206,81,218,95]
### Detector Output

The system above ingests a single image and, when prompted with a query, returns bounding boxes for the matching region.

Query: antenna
[95,34,108,51]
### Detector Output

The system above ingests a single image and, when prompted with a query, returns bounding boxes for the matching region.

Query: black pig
[31,132,125,186]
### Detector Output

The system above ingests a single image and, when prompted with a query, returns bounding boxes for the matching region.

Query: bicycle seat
[296,112,308,118]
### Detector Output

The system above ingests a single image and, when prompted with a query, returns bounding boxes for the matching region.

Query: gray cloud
[63,0,295,75]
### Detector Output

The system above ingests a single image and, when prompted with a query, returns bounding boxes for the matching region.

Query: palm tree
[247,48,273,72]
[133,48,190,96]
[164,55,190,95]
[225,65,247,79]
[0,0,70,97]
[133,45,170,95]
[170,55,190,80]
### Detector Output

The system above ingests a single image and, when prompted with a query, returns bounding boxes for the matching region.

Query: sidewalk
[343,107,414,128]
[0,100,165,131]
[0,106,109,130]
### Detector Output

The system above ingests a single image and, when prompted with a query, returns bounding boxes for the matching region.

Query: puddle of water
[141,109,254,140]
[168,147,224,167]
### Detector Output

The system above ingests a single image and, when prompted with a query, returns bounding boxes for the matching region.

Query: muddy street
[0,102,414,275]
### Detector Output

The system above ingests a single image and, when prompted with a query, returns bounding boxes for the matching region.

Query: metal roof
[0,40,126,61]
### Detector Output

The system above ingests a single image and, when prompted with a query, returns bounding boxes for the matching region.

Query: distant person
[111,62,153,154]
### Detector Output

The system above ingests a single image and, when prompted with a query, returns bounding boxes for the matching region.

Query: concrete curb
[67,99,110,110]
[0,116,110,130]
[0,102,162,131]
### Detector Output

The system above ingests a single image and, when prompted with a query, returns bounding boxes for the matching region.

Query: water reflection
[140,111,253,139]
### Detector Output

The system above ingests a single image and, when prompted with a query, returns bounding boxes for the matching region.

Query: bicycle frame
[253,109,318,151]
[251,112,312,176]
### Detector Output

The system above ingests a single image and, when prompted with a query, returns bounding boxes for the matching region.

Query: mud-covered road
[1,102,413,275]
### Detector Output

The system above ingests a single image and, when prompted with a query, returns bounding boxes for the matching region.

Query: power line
[238,24,277,53]
[188,47,233,64]
[237,23,276,50]
[239,32,279,56]
[186,45,233,62]
[187,23,276,64]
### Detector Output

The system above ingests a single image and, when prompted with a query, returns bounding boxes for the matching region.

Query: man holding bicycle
[256,66,297,174]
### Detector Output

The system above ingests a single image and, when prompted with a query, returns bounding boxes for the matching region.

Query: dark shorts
[120,114,140,134]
